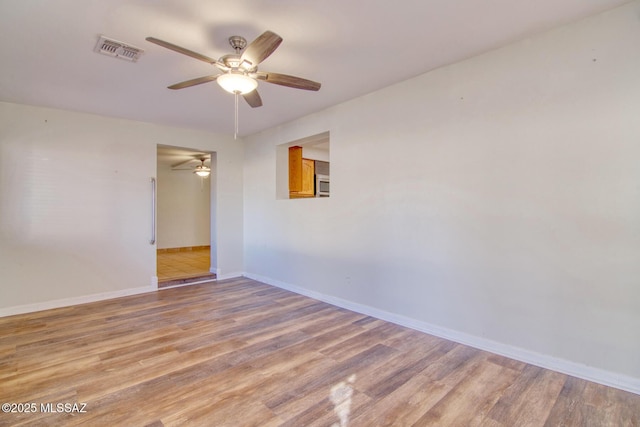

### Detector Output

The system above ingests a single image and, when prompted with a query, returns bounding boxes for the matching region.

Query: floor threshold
[158,274,217,289]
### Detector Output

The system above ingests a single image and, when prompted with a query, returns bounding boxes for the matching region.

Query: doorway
[156,145,216,287]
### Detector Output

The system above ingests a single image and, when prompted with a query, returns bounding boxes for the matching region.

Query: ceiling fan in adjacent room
[171,155,211,177]
[146,31,321,137]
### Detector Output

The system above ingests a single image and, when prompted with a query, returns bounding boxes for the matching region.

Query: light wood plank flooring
[0,278,638,426]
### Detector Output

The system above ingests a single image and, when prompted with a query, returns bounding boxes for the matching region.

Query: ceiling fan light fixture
[194,159,211,177]
[194,166,210,177]
[217,72,258,94]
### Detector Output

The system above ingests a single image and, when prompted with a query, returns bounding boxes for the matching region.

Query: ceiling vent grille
[94,35,143,62]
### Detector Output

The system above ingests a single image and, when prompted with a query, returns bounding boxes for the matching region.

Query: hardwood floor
[157,247,215,287]
[0,278,638,426]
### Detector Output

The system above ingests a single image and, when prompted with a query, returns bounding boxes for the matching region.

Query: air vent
[94,35,143,62]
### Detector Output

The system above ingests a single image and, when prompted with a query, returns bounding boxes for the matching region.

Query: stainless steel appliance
[316,174,329,197]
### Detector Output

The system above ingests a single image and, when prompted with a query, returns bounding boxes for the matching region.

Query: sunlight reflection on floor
[330,374,357,427]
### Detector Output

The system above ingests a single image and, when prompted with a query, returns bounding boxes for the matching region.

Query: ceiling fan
[145,31,321,109]
[171,155,211,177]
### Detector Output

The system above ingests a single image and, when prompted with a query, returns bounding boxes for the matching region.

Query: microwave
[316,174,330,197]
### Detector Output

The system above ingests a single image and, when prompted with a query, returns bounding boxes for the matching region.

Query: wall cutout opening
[276,131,330,200]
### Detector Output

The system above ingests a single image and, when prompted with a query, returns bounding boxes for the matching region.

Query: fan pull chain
[234,92,239,140]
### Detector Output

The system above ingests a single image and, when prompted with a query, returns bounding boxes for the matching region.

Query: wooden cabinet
[288,146,303,192]
[300,158,315,195]
[289,146,315,198]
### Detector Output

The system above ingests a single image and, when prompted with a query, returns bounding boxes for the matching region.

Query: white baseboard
[244,272,640,396]
[0,286,156,318]
[216,271,243,280]
[1,270,241,317]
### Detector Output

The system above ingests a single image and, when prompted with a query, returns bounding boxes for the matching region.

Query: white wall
[157,162,211,250]
[243,2,640,391]
[302,146,329,162]
[0,102,243,313]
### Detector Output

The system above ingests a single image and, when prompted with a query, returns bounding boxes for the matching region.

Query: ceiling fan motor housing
[223,36,257,72]
[220,54,242,69]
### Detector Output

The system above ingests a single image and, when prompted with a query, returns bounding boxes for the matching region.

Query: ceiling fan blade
[255,71,321,91]
[171,158,199,169]
[168,75,219,90]
[146,37,217,64]
[241,31,283,67]
[242,90,263,108]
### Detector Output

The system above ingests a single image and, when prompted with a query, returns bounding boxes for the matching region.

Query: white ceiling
[0,0,631,137]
